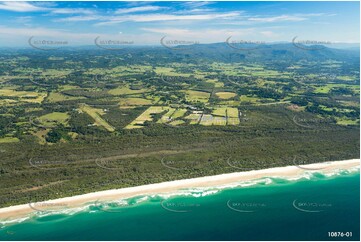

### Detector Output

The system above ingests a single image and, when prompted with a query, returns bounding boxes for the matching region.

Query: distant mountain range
[2,42,359,64]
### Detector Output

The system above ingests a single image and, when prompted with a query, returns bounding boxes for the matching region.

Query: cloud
[56,15,102,22]
[181,2,214,9]
[115,5,166,14]
[141,27,264,40]
[14,16,32,23]
[0,1,47,12]
[92,12,242,26]
[248,13,333,23]
[260,31,278,37]
[248,15,308,22]
[0,26,96,39]
[0,1,96,15]
[51,8,96,15]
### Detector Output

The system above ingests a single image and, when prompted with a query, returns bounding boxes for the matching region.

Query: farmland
[0,44,359,208]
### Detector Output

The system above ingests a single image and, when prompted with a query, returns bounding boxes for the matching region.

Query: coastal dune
[0,159,359,220]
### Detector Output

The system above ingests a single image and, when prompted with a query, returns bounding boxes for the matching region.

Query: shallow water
[0,170,359,241]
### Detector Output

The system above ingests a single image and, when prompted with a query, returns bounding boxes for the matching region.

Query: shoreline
[0,158,359,221]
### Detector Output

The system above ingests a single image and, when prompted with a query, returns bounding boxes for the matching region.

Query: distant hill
[3,42,360,64]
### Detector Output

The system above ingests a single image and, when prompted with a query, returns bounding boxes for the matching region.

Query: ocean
[0,169,359,241]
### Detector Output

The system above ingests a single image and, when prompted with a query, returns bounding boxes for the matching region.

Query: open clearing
[79,104,115,132]
[227,108,239,118]
[0,89,46,103]
[184,90,210,103]
[38,112,70,127]
[108,86,149,95]
[215,92,237,99]
[0,137,20,143]
[212,107,227,117]
[200,114,227,126]
[158,107,176,123]
[119,97,153,107]
[126,106,168,129]
[47,92,85,102]
[184,113,202,124]
[171,108,187,119]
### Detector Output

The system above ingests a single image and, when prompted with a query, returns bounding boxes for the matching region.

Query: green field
[184,90,211,103]
[38,112,70,127]
[79,104,115,132]
[215,92,237,99]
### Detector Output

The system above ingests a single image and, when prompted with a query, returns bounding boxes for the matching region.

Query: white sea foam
[0,159,358,225]
[0,216,31,226]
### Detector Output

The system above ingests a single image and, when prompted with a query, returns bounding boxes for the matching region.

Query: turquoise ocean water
[0,170,359,241]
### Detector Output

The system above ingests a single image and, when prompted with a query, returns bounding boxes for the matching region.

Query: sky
[0,1,359,47]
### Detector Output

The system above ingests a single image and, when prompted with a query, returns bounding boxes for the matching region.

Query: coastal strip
[0,159,359,220]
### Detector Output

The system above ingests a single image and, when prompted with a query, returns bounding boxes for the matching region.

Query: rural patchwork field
[0,45,359,208]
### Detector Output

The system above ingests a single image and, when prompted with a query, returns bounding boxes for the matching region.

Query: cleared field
[0,89,46,103]
[240,95,259,104]
[171,108,187,119]
[25,107,43,113]
[79,104,115,132]
[169,120,185,126]
[154,67,190,77]
[227,108,239,118]
[47,92,85,102]
[336,118,359,126]
[215,92,237,99]
[200,114,227,126]
[184,113,202,124]
[38,112,70,127]
[212,107,227,117]
[0,137,20,143]
[313,84,360,94]
[206,79,224,88]
[32,129,49,145]
[184,90,210,103]
[126,106,168,129]
[119,97,152,106]
[212,107,238,119]
[108,86,149,95]
[158,108,176,123]
[228,118,240,125]
[0,99,17,105]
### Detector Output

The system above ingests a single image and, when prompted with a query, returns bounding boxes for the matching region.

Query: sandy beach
[0,159,359,221]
